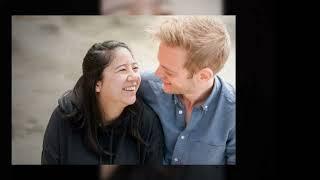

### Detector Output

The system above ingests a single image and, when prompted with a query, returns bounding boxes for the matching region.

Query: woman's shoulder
[57,90,80,115]
[136,97,159,121]
[47,105,73,133]
[133,98,162,133]
[48,91,83,130]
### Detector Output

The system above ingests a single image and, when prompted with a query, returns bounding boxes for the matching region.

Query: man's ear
[198,68,213,81]
[96,81,102,93]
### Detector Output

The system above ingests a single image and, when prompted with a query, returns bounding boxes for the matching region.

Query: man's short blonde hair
[149,16,231,76]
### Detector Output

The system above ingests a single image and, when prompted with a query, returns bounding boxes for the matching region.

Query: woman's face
[96,47,141,107]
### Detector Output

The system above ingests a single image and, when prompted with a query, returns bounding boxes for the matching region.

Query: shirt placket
[171,103,208,164]
[171,99,188,165]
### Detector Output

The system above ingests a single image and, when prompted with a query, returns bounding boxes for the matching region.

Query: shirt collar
[173,76,221,112]
[201,75,221,111]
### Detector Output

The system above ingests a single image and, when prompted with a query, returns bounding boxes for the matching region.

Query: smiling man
[138,16,235,165]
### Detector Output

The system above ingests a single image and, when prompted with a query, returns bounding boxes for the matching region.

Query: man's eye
[133,66,139,70]
[119,69,126,72]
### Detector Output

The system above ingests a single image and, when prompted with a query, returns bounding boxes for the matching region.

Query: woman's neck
[98,99,125,125]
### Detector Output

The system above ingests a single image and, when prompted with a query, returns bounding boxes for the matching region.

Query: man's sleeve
[226,126,236,165]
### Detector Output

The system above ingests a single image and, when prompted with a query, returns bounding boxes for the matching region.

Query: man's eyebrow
[161,65,176,74]
[115,62,138,69]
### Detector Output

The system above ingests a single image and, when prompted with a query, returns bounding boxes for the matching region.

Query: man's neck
[181,78,214,125]
[181,78,214,109]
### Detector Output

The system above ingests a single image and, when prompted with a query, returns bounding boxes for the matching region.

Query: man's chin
[162,86,174,94]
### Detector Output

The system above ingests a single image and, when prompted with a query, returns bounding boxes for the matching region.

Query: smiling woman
[41,40,164,164]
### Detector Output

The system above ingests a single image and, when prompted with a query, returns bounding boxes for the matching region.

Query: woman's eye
[119,69,126,72]
[133,67,139,70]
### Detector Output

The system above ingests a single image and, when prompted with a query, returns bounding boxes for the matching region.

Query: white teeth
[124,86,136,91]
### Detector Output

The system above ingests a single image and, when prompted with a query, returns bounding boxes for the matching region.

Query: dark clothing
[41,92,164,164]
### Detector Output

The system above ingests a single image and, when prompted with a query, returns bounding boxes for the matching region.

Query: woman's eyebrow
[115,62,138,69]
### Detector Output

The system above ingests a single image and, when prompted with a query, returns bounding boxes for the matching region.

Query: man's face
[155,42,196,94]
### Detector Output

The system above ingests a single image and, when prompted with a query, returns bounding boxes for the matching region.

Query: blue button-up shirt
[138,72,236,165]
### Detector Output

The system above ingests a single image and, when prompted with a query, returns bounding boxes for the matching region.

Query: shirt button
[178,110,183,114]
[181,136,185,139]
[174,158,178,162]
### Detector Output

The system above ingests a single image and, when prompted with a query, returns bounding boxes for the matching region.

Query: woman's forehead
[110,48,136,66]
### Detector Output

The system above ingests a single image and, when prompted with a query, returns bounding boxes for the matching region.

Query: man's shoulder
[139,72,163,95]
[217,76,235,104]
[141,72,161,84]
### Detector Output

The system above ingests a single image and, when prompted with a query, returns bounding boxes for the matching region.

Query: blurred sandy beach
[12,16,235,164]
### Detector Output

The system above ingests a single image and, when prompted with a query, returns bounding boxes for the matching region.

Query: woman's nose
[127,73,139,82]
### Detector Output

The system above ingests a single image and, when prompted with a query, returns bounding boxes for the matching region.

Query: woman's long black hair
[67,40,148,157]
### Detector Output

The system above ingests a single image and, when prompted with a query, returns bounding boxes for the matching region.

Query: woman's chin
[122,95,136,105]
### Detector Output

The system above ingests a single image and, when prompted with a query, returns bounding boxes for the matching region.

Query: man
[138,16,235,165]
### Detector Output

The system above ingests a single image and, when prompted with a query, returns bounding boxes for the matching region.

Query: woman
[41,40,164,164]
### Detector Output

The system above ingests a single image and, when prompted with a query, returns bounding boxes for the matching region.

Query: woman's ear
[96,81,102,93]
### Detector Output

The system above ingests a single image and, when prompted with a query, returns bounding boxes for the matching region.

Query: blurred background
[12,15,235,164]
[100,0,223,15]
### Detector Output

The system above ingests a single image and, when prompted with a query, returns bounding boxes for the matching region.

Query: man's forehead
[158,45,187,71]
[159,43,186,56]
